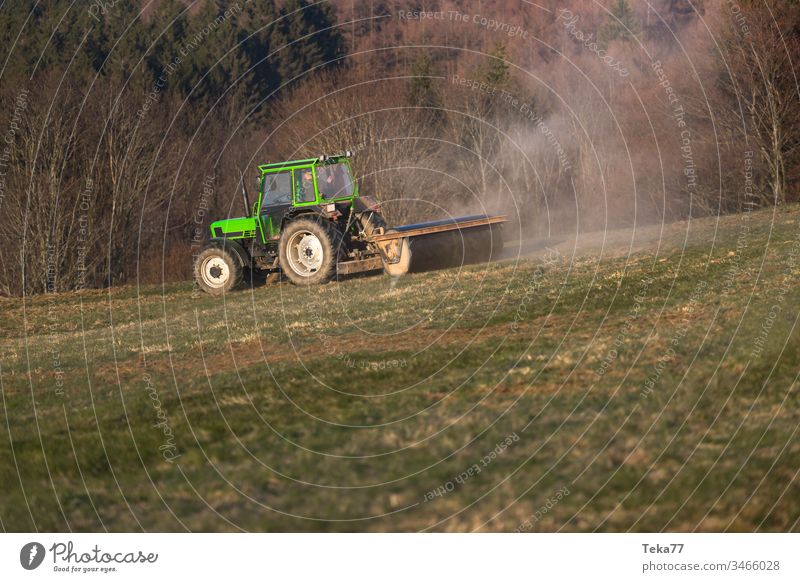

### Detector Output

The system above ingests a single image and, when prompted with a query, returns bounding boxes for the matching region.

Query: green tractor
[194,152,505,294]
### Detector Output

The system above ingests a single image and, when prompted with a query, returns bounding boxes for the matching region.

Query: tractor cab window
[294,168,317,204]
[316,163,354,200]
[261,171,292,207]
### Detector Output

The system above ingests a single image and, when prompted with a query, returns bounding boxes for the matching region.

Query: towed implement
[194,153,505,294]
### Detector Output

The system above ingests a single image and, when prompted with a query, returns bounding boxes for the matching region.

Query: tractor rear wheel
[194,245,243,295]
[279,218,342,285]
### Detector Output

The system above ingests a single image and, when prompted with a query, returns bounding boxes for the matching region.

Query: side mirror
[252,201,258,216]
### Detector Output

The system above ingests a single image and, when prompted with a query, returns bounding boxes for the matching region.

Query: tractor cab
[255,154,358,242]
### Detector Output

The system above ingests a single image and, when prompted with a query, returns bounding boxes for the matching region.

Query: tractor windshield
[316,163,354,201]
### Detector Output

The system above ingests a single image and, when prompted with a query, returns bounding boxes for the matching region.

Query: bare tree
[270,70,444,225]
[720,3,800,206]
[0,74,91,295]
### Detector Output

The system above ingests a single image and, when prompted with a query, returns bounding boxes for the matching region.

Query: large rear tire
[279,218,342,285]
[194,245,243,295]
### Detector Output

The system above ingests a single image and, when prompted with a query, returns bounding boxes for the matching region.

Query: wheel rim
[200,255,231,288]
[286,230,324,276]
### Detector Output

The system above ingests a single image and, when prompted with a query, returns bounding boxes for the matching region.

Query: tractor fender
[281,207,327,229]
[207,238,250,267]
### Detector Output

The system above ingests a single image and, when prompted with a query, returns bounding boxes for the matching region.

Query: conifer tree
[272,0,345,82]
[408,52,441,110]
[483,42,510,88]
[600,0,639,46]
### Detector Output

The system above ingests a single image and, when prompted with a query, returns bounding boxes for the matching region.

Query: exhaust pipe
[238,168,251,215]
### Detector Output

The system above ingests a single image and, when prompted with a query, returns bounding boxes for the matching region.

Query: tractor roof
[258,153,351,174]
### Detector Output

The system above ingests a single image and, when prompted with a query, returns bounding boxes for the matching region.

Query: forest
[0,0,798,295]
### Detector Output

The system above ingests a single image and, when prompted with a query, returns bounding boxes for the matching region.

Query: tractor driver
[317,167,337,199]
[297,169,315,203]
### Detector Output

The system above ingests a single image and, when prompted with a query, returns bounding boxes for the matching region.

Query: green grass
[1,205,799,532]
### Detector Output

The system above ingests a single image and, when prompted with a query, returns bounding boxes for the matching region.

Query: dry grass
[1,205,799,532]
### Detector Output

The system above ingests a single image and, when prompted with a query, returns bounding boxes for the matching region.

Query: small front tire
[194,245,243,295]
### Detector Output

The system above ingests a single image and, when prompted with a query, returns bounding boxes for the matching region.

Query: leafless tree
[719,3,800,206]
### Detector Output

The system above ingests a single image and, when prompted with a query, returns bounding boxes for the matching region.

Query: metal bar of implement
[368,215,507,243]
[336,256,384,275]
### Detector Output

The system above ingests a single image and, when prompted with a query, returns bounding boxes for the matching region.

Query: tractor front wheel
[194,245,243,295]
[279,218,342,285]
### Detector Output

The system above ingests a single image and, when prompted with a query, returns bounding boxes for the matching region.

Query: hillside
[1,205,798,532]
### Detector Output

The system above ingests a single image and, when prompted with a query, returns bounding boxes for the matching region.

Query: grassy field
[1,205,799,532]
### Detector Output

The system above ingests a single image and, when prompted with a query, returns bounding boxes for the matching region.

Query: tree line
[0,0,343,295]
[0,0,798,296]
